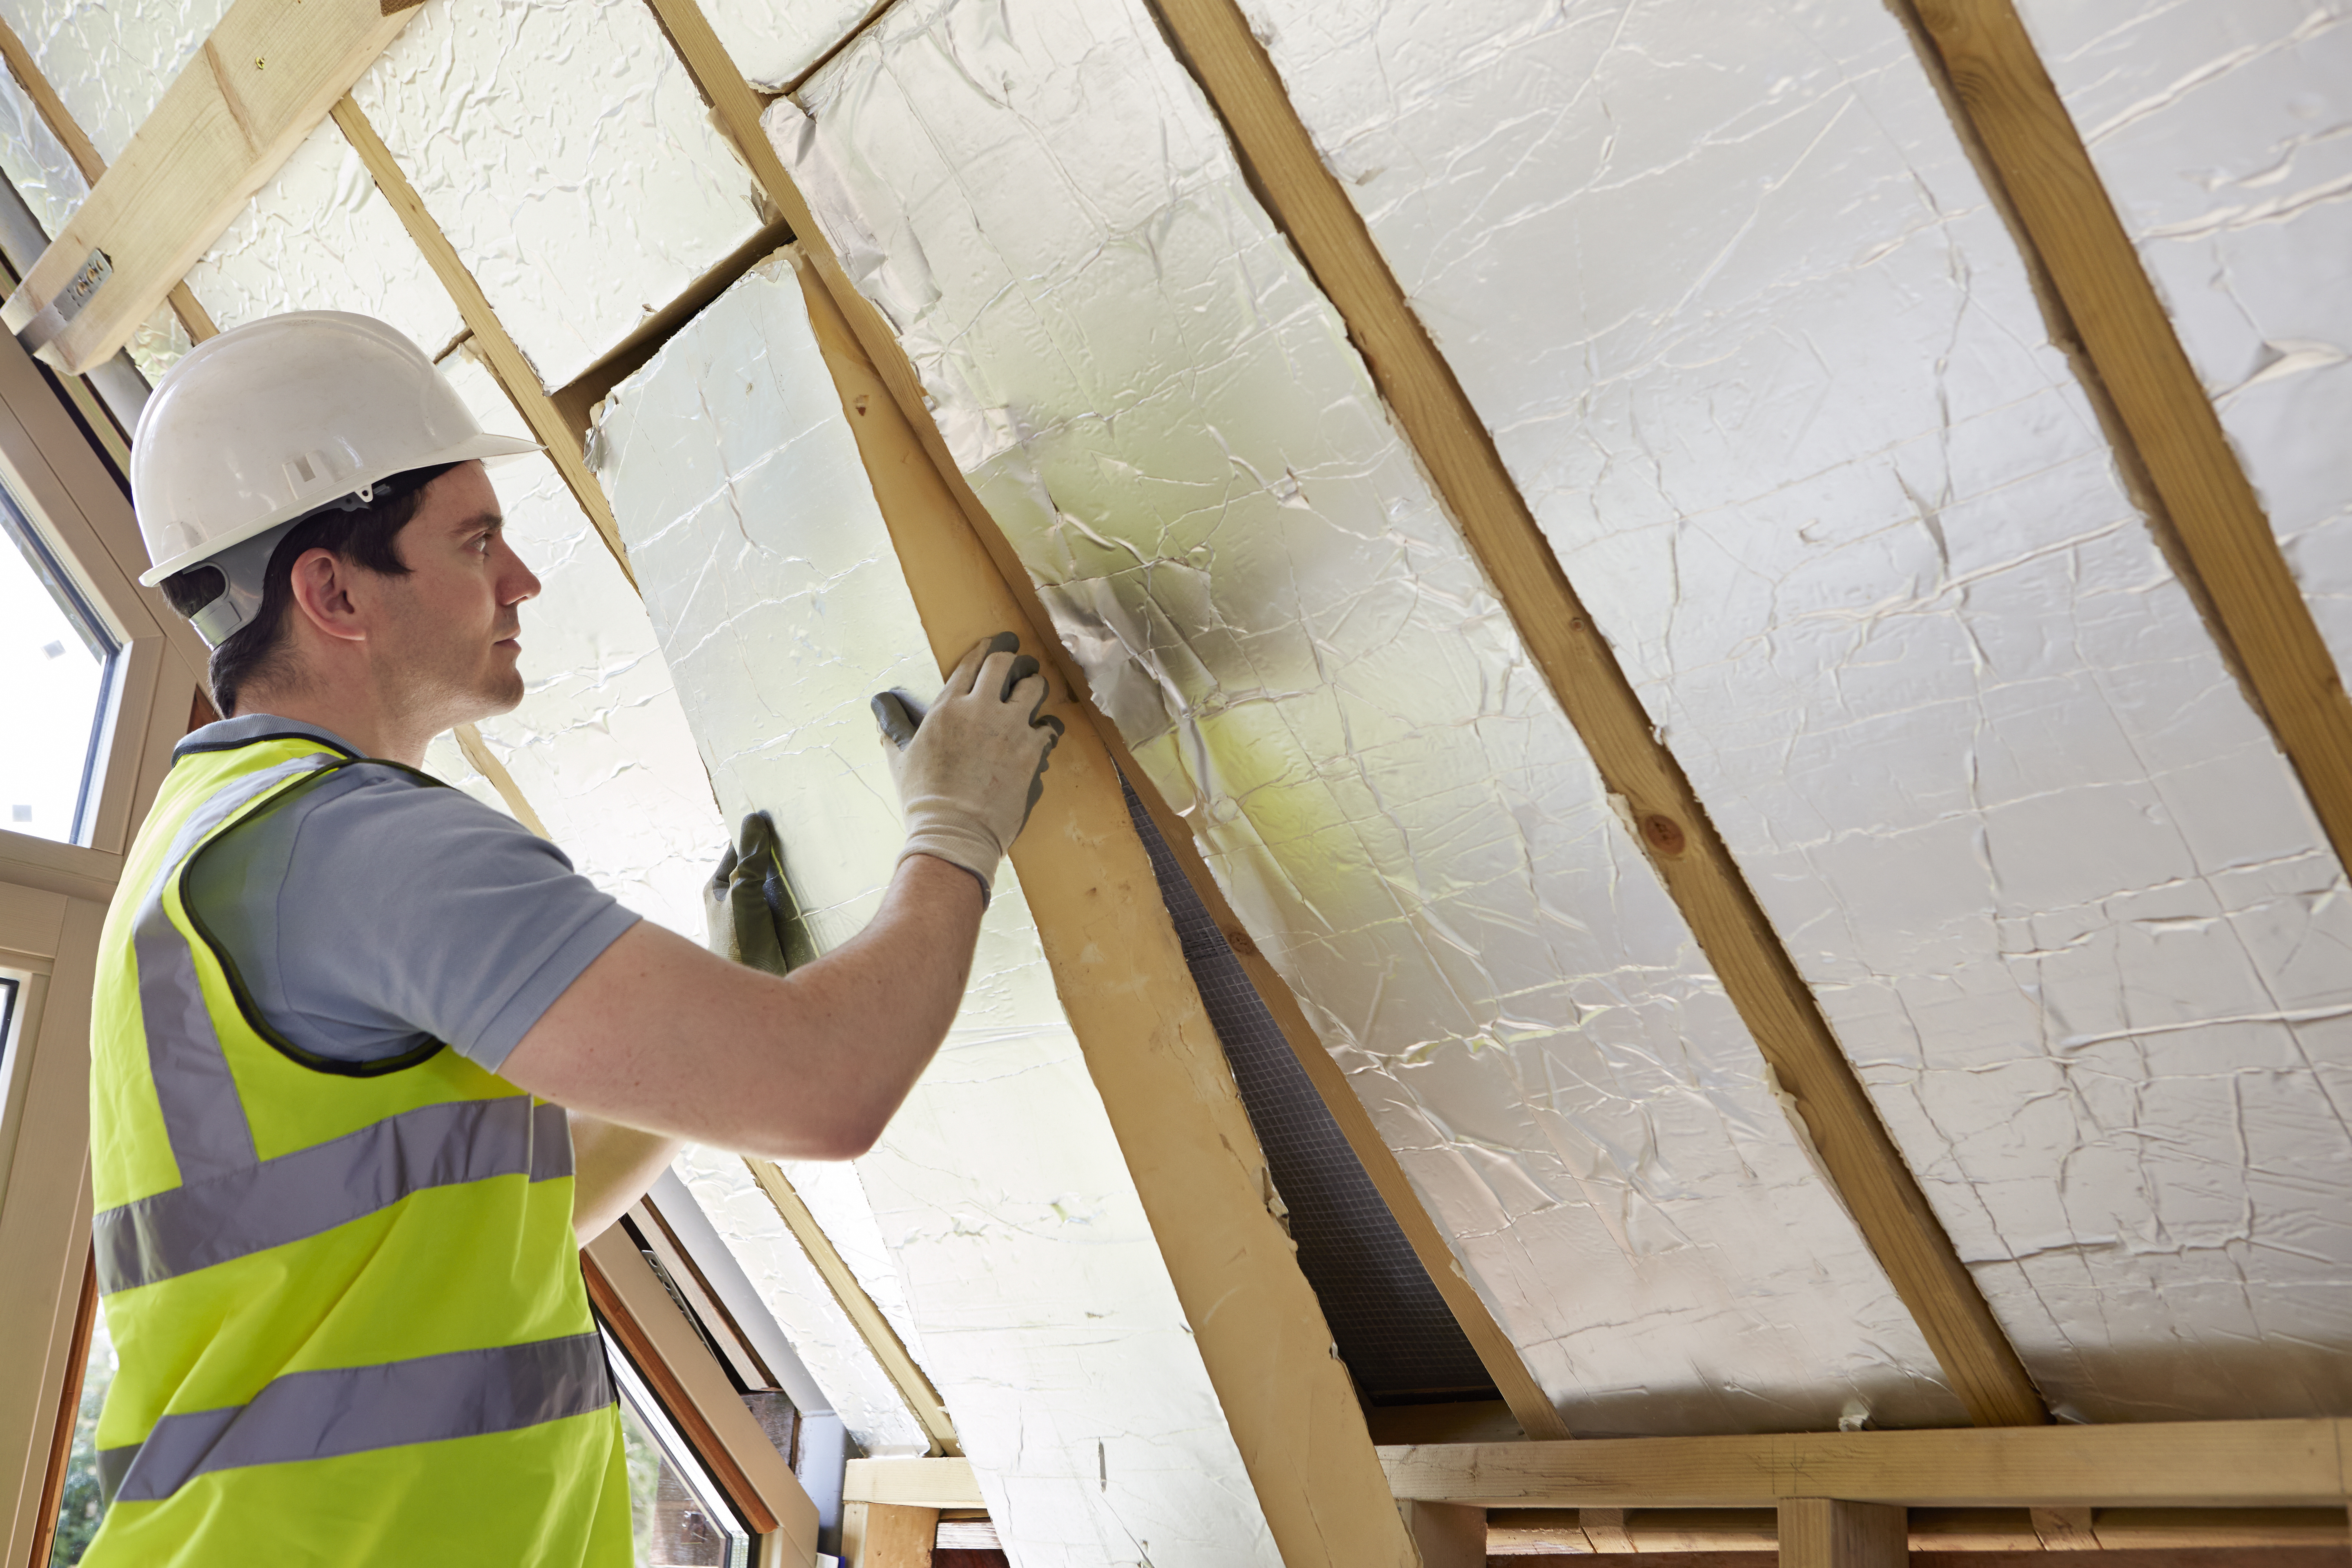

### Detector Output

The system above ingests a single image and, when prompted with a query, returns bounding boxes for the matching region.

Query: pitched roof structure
[0,0,2343,1564]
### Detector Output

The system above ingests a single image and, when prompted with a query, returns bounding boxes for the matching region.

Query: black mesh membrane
[1118,774,1498,1403]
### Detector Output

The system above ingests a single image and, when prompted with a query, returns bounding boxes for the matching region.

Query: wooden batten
[1906,0,2352,874]
[742,1158,960,1458]
[1140,0,2046,1429]
[642,0,1568,1446]
[1382,1419,2352,1510]
[327,98,637,589]
[0,0,414,374]
[780,238,1418,1566]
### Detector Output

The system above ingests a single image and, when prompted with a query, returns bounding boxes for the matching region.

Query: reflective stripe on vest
[84,732,626,1564]
[93,1098,573,1293]
[97,1332,613,1505]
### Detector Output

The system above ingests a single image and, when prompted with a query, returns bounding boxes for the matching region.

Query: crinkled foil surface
[594,253,1280,1564]
[782,0,1963,1434]
[431,352,719,940]
[0,0,229,165]
[2017,0,2352,698]
[349,0,768,391]
[1238,0,2352,1418]
[185,120,463,358]
[0,60,84,239]
[697,0,880,93]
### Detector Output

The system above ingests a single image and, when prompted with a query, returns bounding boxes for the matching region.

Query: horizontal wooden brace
[844,1457,986,1510]
[0,0,415,373]
[1382,1419,2352,1510]
[1484,1506,2352,1555]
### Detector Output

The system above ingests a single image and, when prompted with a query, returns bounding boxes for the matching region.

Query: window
[0,483,116,844]
[604,1333,755,1568]
[46,1290,111,1566]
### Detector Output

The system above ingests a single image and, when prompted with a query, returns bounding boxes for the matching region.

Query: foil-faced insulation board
[183,120,464,359]
[780,0,1961,1435]
[0,58,84,241]
[348,0,769,392]
[593,251,1282,1564]
[670,1145,932,1459]
[2016,0,2352,690]
[0,0,231,166]
[696,0,880,94]
[1120,773,1494,1403]
[1235,0,2352,1419]
[427,352,721,940]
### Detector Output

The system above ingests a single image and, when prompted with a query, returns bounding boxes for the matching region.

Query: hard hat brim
[137,432,543,586]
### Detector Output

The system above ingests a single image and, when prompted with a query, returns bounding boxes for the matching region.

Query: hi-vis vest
[82,727,632,1565]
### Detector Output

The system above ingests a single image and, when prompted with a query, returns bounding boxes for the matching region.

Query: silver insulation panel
[0,0,229,166]
[435,352,720,940]
[779,0,1966,1434]
[349,0,769,391]
[594,253,1282,1564]
[185,119,464,361]
[697,0,881,93]
[1236,0,2352,1418]
[2017,0,2352,699]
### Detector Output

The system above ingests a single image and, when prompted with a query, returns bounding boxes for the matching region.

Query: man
[83,312,1058,1564]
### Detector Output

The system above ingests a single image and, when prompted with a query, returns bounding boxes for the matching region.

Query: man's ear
[285,548,370,646]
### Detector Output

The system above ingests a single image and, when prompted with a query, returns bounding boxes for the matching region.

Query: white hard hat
[131,311,539,639]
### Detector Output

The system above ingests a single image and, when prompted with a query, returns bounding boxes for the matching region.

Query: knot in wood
[1641,812,1686,858]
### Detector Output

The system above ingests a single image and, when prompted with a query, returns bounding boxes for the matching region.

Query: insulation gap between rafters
[1136,0,2047,1428]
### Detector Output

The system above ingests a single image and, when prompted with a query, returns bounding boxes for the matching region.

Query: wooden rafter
[0,0,410,373]
[782,240,1419,1566]
[743,1158,960,1459]
[1380,1419,2352,1510]
[326,98,638,589]
[0,12,218,352]
[1904,0,2352,871]
[638,0,1569,1445]
[1140,0,2046,1428]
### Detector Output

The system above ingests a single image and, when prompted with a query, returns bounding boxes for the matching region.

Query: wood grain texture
[22,1249,94,1568]
[1399,1499,1488,1568]
[1780,1500,1908,1568]
[583,1230,826,1552]
[328,97,637,590]
[1141,0,2045,1429]
[0,11,218,352]
[783,241,1417,1568]
[1382,1420,2352,1509]
[743,1157,960,1457]
[641,0,1566,1445]
[1908,0,2352,874]
[0,0,414,372]
[851,1503,938,1568]
[452,722,552,839]
[1487,1506,2352,1554]
[844,1458,987,1510]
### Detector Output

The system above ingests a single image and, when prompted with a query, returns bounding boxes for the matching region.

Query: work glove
[704,810,817,976]
[872,632,1064,906]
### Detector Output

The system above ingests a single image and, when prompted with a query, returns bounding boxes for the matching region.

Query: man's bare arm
[568,1114,682,1243]
[504,853,984,1160]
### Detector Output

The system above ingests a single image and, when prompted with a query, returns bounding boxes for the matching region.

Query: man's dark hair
[203,464,453,716]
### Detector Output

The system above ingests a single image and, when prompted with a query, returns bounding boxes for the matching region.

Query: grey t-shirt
[179,715,640,1071]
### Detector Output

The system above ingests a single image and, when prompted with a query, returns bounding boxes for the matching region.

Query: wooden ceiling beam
[1382,1419,2352,1510]
[1904,0,2352,875]
[1140,0,2045,1428]
[783,239,1419,1567]
[328,97,637,590]
[638,0,1569,1446]
[0,0,411,374]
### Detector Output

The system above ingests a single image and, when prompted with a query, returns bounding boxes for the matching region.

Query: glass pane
[604,1334,752,1568]
[48,1298,114,1566]
[0,488,115,845]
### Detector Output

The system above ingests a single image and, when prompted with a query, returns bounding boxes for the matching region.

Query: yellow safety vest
[82,727,632,1565]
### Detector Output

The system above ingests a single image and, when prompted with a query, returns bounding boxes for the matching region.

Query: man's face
[372,461,541,728]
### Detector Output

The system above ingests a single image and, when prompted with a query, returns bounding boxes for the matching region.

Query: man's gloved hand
[871,632,1064,905]
[704,810,816,976]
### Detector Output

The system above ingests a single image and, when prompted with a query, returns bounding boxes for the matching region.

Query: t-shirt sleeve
[255,768,641,1071]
